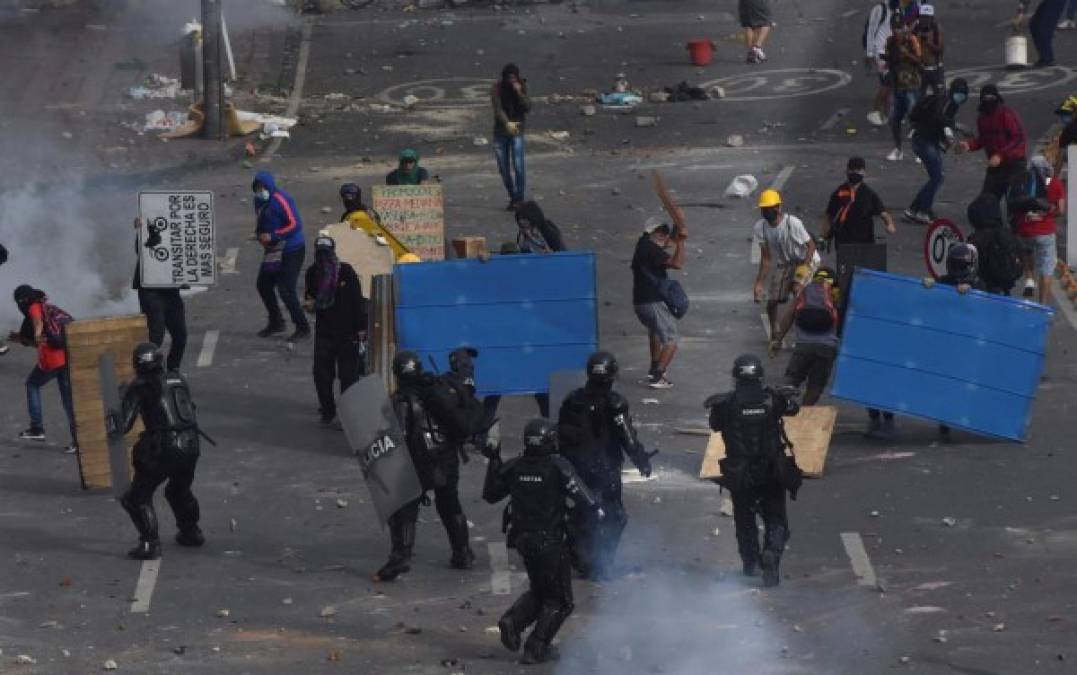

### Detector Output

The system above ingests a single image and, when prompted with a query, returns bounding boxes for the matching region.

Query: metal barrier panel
[394,252,598,396]
[830,269,1054,441]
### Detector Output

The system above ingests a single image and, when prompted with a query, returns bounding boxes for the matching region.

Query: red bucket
[687,39,715,66]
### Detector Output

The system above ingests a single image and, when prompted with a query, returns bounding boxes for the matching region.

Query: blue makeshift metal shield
[830,269,1053,442]
[394,252,599,396]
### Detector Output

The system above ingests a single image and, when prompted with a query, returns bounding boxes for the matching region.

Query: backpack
[42,303,74,349]
[970,227,1023,288]
[638,264,690,319]
[795,281,838,334]
[862,1,888,51]
[1007,169,1050,217]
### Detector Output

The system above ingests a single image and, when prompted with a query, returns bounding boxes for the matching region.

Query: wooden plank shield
[699,406,838,480]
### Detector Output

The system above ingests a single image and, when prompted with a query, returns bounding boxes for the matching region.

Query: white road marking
[220,247,239,274]
[130,559,161,613]
[840,532,878,587]
[262,18,313,163]
[770,165,796,192]
[488,541,512,595]
[819,107,851,131]
[197,330,219,368]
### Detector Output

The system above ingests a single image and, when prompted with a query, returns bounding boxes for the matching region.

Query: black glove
[0,243,8,266]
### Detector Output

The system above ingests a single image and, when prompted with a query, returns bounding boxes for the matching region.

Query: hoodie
[967,97,1027,164]
[253,171,305,253]
[514,201,566,253]
[966,193,1019,294]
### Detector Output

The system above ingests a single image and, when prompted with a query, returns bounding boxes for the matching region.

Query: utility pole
[201,0,223,140]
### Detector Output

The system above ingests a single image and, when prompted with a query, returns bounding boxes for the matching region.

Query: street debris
[216,609,231,618]
[336,498,349,508]
[327,650,343,662]
[103,659,119,670]
[992,623,1006,632]
[641,398,660,405]
[138,110,189,133]
[661,81,710,102]
[598,92,643,109]
[282,597,294,605]
[473,137,489,147]
[712,527,721,537]
[635,116,658,128]
[720,497,734,517]
[402,94,420,108]
[548,131,570,142]
[16,655,36,665]
[128,74,182,100]
[648,91,671,104]
[941,517,957,527]
[580,105,596,117]
[709,86,727,99]
[723,174,759,199]
[320,605,338,618]
[725,134,745,148]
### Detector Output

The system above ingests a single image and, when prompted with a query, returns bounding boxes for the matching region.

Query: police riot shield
[548,369,587,424]
[98,352,130,498]
[338,375,422,527]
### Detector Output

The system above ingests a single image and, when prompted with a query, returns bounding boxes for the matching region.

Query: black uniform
[133,239,187,372]
[376,371,480,580]
[119,366,203,559]
[303,259,367,423]
[706,383,801,586]
[482,423,600,663]
[558,383,651,579]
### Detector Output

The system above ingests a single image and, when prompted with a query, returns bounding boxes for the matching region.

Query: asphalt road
[2,0,1077,673]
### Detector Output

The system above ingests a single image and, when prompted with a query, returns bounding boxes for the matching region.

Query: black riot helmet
[732,354,764,383]
[133,342,164,374]
[585,351,619,387]
[946,243,979,282]
[392,350,423,383]
[449,346,478,379]
[522,417,557,456]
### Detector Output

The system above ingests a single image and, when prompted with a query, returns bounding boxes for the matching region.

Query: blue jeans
[891,89,918,149]
[910,138,944,213]
[1030,0,1067,64]
[26,365,76,440]
[493,134,526,203]
[256,244,309,330]
[1068,0,1077,20]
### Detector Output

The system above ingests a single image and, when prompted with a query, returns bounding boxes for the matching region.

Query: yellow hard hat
[758,189,782,209]
[1057,95,1077,115]
[397,253,421,264]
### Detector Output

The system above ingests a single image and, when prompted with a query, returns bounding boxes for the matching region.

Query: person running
[738,0,773,64]
[905,77,969,223]
[956,85,1028,219]
[884,12,923,161]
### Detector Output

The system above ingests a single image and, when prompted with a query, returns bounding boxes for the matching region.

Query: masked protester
[131,217,188,371]
[375,348,484,581]
[956,85,1028,219]
[9,285,77,452]
[303,236,367,427]
[385,148,430,186]
[483,418,602,664]
[119,343,206,560]
[252,171,310,341]
[753,189,819,341]
[914,4,944,95]
[632,217,688,389]
[904,77,969,223]
[491,63,531,210]
[705,354,802,587]
[557,351,654,580]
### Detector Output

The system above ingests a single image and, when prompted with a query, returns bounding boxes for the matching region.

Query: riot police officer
[119,343,205,560]
[482,418,602,664]
[375,350,476,581]
[557,351,654,580]
[705,354,802,587]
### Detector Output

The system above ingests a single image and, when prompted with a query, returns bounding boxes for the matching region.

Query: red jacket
[967,105,1026,164]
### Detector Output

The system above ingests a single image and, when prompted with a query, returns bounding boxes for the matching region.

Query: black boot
[375,519,415,582]
[175,525,205,547]
[521,604,571,664]
[446,514,475,570]
[499,591,539,653]
[761,550,780,587]
[122,493,161,560]
[257,321,286,338]
[166,485,203,547]
[742,555,759,577]
[128,540,162,560]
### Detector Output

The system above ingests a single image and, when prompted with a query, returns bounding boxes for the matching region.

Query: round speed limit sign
[924,218,966,278]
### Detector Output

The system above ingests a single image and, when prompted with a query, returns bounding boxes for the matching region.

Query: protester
[915,4,944,94]
[1054,95,1077,176]
[303,236,367,427]
[864,1,893,127]
[738,0,773,64]
[956,85,1028,217]
[131,217,187,371]
[905,77,969,223]
[753,189,819,341]
[339,183,411,261]
[884,12,923,161]
[1017,0,1069,67]
[491,63,530,211]
[966,192,1024,296]
[771,267,840,406]
[385,148,430,186]
[1060,0,1077,28]
[514,201,566,254]
[253,171,310,341]
[632,217,687,389]
[823,157,898,248]
[9,285,77,453]
[1014,156,1064,304]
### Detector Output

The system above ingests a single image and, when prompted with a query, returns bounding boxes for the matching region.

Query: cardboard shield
[98,353,130,497]
[548,370,587,424]
[338,376,422,526]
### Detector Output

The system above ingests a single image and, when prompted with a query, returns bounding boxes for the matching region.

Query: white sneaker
[752,46,767,62]
[0,343,8,355]
[1023,278,1036,297]
[866,110,885,126]
[886,148,904,161]
[648,376,673,390]
[1058,19,1076,29]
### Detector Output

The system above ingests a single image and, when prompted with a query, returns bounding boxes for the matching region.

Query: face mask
[847,172,864,185]
[953,93,968,105]
[979,99,999,114]
[256,189,270,201]
[1062,113,1074,125]
[761,207,780,224]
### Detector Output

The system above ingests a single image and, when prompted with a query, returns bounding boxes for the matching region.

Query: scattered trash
[103,659,119,670]
[336,499,349,508]
[941,517,957,527]
[580,105,596,116]
[662,81,710,102]
[216,609,230,618]
[402,94,420,108]
[723,174,759,198]
[320,606,338,618]
[709,86,727,99]
[128,74,182,100]
[282,597,293,605]
[324,92,349,101]
[39,620,59,629]
[870,510,880,518]
[635,116,658,128]
[992,623,1006,632]
[472,137,489,147]
[598,92,643,109]
[648,91,671,104]
[641,398,660,405]
[720,496,734,517]
[139,110,189,133]
[320,206,332,214]
[484,626,500,634]
[712,527,721,537]
[548,130,570,141]
[899,656,911,665]
[725,134,745,148]
[933,631,948,643]
[16,655,36,665]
